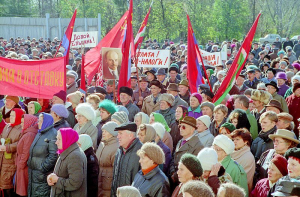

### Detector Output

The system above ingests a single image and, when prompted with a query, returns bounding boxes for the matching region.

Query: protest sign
[199,50,221,66]
[136,49,170,68]
[0,57,65,99]
[71,31,98,48]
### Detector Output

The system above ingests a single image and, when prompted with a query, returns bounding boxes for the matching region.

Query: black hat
[264,54,271,60]
[169,66,178,73]
[201,89,214,99]
[139,76,149,83]
[239,74,246,79]
[119,86,133,97]
[115,122,137,132]
[145,69,157,77]
[198,84,210,90]
[149,79,162,89]
[265,81,279,92]
[284,147,300,160]
[87,86,107,95]
[271,180,300,196]
[225,60,233,65]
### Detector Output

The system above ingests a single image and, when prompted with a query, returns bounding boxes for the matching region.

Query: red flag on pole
[80,54,86,91]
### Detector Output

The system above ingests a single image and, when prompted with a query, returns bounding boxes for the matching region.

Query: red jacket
[251,178,270,197]
[286,94,300,137]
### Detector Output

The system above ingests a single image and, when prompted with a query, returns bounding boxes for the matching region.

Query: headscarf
[10,108,25,127]
[57,128,79,154]
[29,101,42,114]
[151,112,171,132]
[22,114,38,132]
[38,112,54,132]
[78,134,93,151]
[135,112,150,124]
[177,105,188,121]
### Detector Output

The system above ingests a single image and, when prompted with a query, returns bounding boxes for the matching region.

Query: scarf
[57,128,79,154]
[22,114,38,132]
[151,112,171,132]
[142,164,158,175]
[33,102,42,114]
[38,113,54,132]
[10,108,24,127]
[258,126,277,142]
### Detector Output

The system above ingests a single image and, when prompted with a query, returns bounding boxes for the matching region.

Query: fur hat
[196,115,211,128]
[5,95,19,104]
[98,99,118,115]
[111,111,129,125]
[160,93,175,106]
[137,142,165,165]
[180,153,203,177]
[213,135,235,155]
[182,180,214,197]
[67,91,82,105]
[76,103,96,120]
[66,70,78,80]
[197,148,218,171]
[51,104,69,118]
[119,86,133,97]
[102,121,119,136]
[251,89,272,105]
[151,122,165,140]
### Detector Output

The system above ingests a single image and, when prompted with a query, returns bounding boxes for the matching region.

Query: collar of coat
[59,143,80,160]
[138,165,161,180]
[175,134,200,152]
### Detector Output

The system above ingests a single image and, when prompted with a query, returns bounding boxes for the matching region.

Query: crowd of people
[0,35,300,197]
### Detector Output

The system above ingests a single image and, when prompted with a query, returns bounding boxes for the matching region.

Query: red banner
[0,57,65,99]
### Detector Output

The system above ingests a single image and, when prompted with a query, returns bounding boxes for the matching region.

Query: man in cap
[111,122,142,197]
[251,42,262,59]
[119,87,140,122]
[247,51,259,67]
[235,74,248,94]
[142,79,162,115]
[66,70,78,95]
[72,56,81,74]
[156,68,168,90]
[0,96,20,123]
[132,76,151,108]
[168,65,180,84]
[167,83,188,110]
[130,76,138,91]
[103,50,120,79]
[178,80,190,104]
[265,81,289,112]
[244,66,261,89]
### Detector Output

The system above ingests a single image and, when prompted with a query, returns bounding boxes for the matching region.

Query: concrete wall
[0,14,101,41]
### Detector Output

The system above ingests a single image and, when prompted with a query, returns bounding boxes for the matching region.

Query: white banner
[71,31,98,48]
[136,49,170,68]
[200,50,221,66]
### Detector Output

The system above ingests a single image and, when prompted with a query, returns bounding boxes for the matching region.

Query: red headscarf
[22,114,38,132]
[57,128,79,154]
[10,108,25,127]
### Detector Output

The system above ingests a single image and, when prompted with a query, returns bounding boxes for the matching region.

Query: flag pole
[135,43,142,98]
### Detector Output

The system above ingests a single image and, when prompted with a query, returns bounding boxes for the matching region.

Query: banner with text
[0,57,65,99]
[136,49,170,68]
[199,50,221,66]
[71,31,98,48]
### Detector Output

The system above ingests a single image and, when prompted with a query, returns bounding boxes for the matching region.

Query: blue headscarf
[38,112,54,132]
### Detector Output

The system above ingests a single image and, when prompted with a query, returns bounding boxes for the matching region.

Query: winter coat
[288,54,297,64]
[157,140,172,175]
[244,78,260,89]
[251,178,270,197]
[28,125,58,197]
[132,88,151,108]
[132,166,170,197]
[53,118,70,131]
[96,137,119,197]
[231,146,255,191]
[66,104,76,128]
[96,116,111,147]
[162,130,173,153]
[251,126,276,161]
[15,125,38,196]
[84,147,99,197]
[0,124,22,189]
[157,108,176,127]
[197,129,214,147]
[74,120,98,150]
[286,94,300,138]
[171,96,188,111]
[187,105,202,119]
[278,84,290,97]
[246,109,258,139]
[209,118,226,137]
[124,101,140,122]
[221,155,249,197]
[111,138,142,197]
[66,82,78,95]
[271,92,289,113]
[179,92,190,105]
[50,143,87,197]
[142,94,161,116]
[170,121,182,151]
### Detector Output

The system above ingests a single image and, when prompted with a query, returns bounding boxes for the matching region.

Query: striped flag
[212,13,261,105]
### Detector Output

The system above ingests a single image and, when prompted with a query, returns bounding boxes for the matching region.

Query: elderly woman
[27,101,42,116]
[132,142,170,197]
[134,112,149,128]
[227,109,251,131]
[96,99,118,146]
[200,102,215,120]
[209,104,228,136]
[96,121,119,197]
[0,108,24,196]
[286,83,300,138]
[196,115,214,147]
[28,113,58,197]
[47,128,87,196]
[74,103,98,150]
[171,153,203,197]
[230,129,255,191]
[137,124,156,143]
[187,93,203,119]
[15,114,38,197]
[284,75,300,98]
[87,94,102,126]
[111,111,129,125]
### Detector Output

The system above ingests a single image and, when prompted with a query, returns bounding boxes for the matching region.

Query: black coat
[53,118,70,131]
[84,147,99,197]
[27,126,58,197]
[66,105,76,128]
[132,166,170,197]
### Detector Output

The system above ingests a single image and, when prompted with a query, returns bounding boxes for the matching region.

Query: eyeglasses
[273,139,286,144]
[178,125,186,130]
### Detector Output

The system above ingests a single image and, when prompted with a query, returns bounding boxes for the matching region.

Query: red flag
[80,54,86,91]
[84,11,130,86]
[213,13,261,105]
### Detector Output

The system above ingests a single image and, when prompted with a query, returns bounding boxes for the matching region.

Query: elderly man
[235,74,248,94]
[167,83,188,110]
[0,96,20,123]
[156,68,168,90]
[132,76,151,108]
[142,79,162,116]
[111,122,142,197]
[178,80,190,104]
[119,87,140,122]
[66,70,78,95]
[244,67,260,89]
[103,50,120,79]
[170,116,203,185]
[265,81,289,112]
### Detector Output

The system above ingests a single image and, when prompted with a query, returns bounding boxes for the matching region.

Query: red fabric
[142,164,158,175]
[286,94,300,137]
[22,114,38,132]
[10,108,24,127]
[80,54,86,91]
[271,154,288,176]
[0,119,6,135]
[134,5,151,51]
[251,178,270,197]
[57,128,79,154]
[0,57,65,99]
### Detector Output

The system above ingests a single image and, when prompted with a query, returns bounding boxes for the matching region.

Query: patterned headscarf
[22,114,38,132]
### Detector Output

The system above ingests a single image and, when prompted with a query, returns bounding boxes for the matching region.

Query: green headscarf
[208,69,214,77]
[33,102,42,114]
[151,112,171,132]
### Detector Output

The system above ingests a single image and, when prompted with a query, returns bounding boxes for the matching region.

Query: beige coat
[74,120,98,150]
[141,94,161,116]
[0,124,22,189]
[96,137,119,197]
[231,146,255,191]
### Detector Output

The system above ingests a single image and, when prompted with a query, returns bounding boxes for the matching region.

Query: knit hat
[5,95,19,104]
[200,101,215,112]
[139,124,157,143]
[53,90,67,103]
[271,154,288,176]
[28,101,42,114]
[151,112,171,132]
[117,186,142,197]
[284,147,300,161]
[220,122,236,133]
[160,93,175,106]
[102,121,119,136]
[98,99,118,115]
[191,93,202,104]
[213,135,235,155]
[78,134,93,151]
[111,111,129,125]
[67,91,82,105]
[276,72,287,80]
[197,148,218,171]
[182,180,214,197]
[277,50,285,56]
[196,115,211,128]
[180,153,203,177]
[119,86,133,97]
[137,142,165,165]
[51,104,69,118]
[57,128,79,154]
[135,112,149,124]
[76,103,96,120]
[292,75,300,85]
[217,70,226,78]
[151,122,165,140]
[116,105,129,115]
[292,63,300,71]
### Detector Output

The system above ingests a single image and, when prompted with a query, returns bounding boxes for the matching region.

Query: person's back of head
[182,180,214,197]
[217,183,246,197]
[117,186,142,197]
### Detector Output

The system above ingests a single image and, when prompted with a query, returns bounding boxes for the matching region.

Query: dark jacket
[84,147,99,197]
[124,101,140,122]
[50,143,87,197]
[244,78,260,89]
[209,118,226,137]
[53,118,70,131]
[179,92,190,105]
[111,138,142,197]
[132,166,170,197]
[156,108,176,127]
[28,125,58,197]
[170,121,182,151]
[66,105,76,128]
[157,140,172,175]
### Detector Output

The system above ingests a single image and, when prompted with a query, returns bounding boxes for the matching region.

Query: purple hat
[292,63,300,71]
[51,104,69,118]
[191,93,202,104]
[53,90,67,103]
[231,44,236,49]
[181,64,187,72]
[276,72,287,80]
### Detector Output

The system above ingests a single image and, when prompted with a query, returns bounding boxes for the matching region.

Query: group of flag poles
[56,0,262,105]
